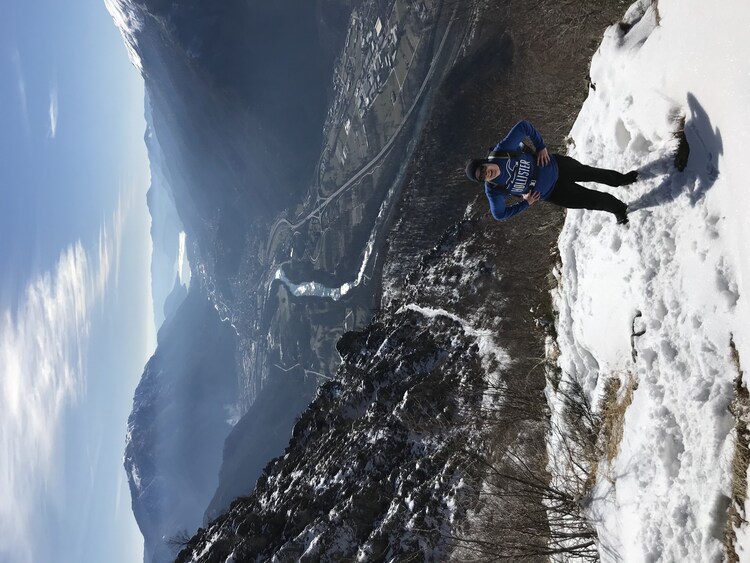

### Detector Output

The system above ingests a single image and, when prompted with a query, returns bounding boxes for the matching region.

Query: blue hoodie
[484,120,559,220]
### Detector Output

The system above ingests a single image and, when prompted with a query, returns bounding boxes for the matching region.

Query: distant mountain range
[124,281,238,563]
[144,93,184,329]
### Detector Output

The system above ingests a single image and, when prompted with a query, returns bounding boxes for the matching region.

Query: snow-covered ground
[548,0,750,561]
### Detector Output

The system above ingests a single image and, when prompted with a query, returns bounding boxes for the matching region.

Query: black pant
[546,155,628,217]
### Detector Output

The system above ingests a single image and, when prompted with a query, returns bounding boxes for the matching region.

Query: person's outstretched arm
[494,120,547,154]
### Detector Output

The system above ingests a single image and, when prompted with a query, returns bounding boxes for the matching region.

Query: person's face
[476,163,500,182]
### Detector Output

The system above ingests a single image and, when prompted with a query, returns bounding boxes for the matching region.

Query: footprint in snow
[629,132,652,155]
[610,232,622,252]
[653,299,668,321]
[703,212,721,239]
[656,409,684,480]
[631,310,646,362]
[692,380,711,403]
[660,230,676,254]
[690,314,702,329]
[714,263,739,308]
[690,240,708,262]
[614,118,632,152]
[659,339,678,362]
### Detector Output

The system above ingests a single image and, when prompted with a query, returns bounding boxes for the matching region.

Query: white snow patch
[548,1,750,560]
[401,304,510,411]
[187,531,224,563]
[400,304,510,369]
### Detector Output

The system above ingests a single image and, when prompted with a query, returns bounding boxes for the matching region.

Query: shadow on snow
[629,92,722,211]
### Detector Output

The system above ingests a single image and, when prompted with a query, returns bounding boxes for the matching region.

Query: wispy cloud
[48,85,59,139]
[10,48,31,138]
[0,205,125,562]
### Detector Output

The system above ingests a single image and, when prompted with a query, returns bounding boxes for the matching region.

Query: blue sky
[1,0,153,562]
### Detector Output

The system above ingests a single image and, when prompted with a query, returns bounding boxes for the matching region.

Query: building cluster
[320,0,431,175]
[354,14,399,117]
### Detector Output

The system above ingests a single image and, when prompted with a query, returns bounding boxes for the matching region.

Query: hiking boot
[622,170,639,185]
[615,209,629,225]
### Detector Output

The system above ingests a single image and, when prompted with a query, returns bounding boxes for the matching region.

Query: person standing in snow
[465,120,638,224]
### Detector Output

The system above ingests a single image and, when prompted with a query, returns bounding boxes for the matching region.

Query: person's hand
[536,147,550,167]
[523,190,541,205]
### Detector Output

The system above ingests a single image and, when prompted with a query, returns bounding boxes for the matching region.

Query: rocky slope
[175,247,496,562]
[173,192,566,561]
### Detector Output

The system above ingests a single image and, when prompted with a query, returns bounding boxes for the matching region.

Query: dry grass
[568,373,638,495]
[653,0,661,27]
[725,337,749,563]
[599,374,638,466]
